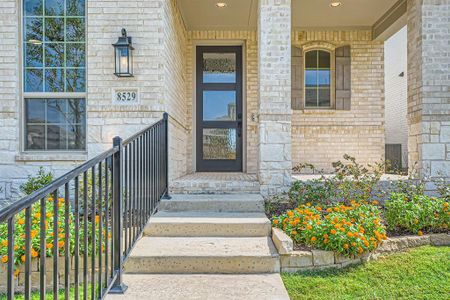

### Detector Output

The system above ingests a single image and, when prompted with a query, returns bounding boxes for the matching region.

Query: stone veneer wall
[272,228,450,272]
[185,31,259,174]
[407,0,450,184]
[292,30,385,172]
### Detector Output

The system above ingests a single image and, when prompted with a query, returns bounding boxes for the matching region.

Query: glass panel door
[196,46,243,172]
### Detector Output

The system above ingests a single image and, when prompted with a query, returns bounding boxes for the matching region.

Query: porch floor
[170,172,260,194]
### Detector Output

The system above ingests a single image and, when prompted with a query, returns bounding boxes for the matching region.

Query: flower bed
[272,202,388,257]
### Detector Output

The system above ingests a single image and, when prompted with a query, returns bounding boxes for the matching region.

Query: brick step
[144,211,271,237]
[169,172,260,194]
[124,237,280,274]
[159,194,265,213]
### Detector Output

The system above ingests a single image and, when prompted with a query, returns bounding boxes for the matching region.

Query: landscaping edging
[272,228,450,273]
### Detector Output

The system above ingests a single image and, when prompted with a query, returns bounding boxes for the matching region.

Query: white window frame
[20,0,88,154]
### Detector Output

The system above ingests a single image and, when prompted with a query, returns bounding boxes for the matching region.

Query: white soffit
[177,0,398,30]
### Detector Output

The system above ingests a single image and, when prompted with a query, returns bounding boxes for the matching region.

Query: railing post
[110,136,128,294]
[162,112,171,199]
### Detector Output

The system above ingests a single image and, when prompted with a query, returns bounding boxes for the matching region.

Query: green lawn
[282,246,450,300]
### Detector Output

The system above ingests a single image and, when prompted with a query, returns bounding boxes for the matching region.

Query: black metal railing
[0,113,169,300]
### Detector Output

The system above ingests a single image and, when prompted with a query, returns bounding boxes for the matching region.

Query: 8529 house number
[113,89,139,105]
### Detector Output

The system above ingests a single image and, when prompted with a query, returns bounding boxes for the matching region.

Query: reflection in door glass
[203,53,236,83]
[203,129,236,160]
[203,91,236,121]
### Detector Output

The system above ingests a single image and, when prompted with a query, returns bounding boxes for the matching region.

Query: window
[23,0,86,151]
[304,50,331,108]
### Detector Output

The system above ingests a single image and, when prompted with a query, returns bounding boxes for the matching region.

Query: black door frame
[196,46,243,172]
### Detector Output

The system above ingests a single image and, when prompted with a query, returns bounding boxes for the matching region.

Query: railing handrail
[0,116,166,223]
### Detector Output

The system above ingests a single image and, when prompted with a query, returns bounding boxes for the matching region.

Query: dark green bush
[19,167,53,195]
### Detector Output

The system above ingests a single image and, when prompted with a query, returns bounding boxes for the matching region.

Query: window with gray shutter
[335,46,351,110]
[291,46,304,110]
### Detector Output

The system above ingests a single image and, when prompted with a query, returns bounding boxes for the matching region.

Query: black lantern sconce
[113,28,134,77]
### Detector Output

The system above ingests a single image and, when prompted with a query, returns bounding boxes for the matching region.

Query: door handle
[237,121,242,137]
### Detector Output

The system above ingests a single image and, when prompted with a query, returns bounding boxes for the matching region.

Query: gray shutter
[291,46,304,110]
[335,46,351,110]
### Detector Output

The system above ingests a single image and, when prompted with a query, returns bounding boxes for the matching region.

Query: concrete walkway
[106,274,290,300]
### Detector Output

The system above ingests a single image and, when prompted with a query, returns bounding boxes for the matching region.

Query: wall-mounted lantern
[113,28,134,77]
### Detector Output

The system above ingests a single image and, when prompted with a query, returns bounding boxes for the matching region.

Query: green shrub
[384,193,449,234]
[290,155,385,206]
[20,167,53,195]
[272,201,387,257]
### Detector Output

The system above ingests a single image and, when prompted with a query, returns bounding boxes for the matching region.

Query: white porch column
[257,0,292,195]
[407,0,450,185]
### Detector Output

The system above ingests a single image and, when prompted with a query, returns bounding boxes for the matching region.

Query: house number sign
[113,89,139,105]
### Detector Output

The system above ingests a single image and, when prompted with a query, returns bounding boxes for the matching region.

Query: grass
[0,285,92,300]
[282,246,450,300]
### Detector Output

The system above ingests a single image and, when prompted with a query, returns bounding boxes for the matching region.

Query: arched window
[304,50,331,107]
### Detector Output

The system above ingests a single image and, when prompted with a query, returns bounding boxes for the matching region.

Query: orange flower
[34,213,41,219]
[326,208,332,213]
[351,242,356,247]
[58,241,65,248]
[1,240,8,247]
[330,229,337,235]
[310,237,317,242]
[358,247,364,254]
[287,211,294,217]
[58,233,64,239]
[346,232,353,238]
[306,225,312,230]
[31,249,38,258]
[343,243,349,249]
[323,234,329,239]
[1,256,8,263]
[418,230,423,236]
[364,241,369,247]
[14,269,20,277]
[291,230,298,235]
[372,200,379,205]
[46,212,53,218]
[324,239,329,244]
[31,230,38,238]
[46,243,53,249]
[333,207,339,212]
[18,219,25,225]
[316,207,322,211]
[21,255,26,262]
[273,220,279,225]
[444,202,449,207]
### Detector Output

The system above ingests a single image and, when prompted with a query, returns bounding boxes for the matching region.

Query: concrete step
[125,236,280,274]
[144,212,271,237]
[106,274,290,300]
[159,194,265,213]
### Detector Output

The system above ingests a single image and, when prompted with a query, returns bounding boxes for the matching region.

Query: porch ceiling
[177,0,399,30]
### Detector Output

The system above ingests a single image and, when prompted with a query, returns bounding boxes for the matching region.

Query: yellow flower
[1,240,8,247]
[418,230,423,236]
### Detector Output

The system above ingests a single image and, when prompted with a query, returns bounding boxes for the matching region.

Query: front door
[196,46,243,172]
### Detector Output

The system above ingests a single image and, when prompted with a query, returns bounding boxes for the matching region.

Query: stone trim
[272,228,450,273]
